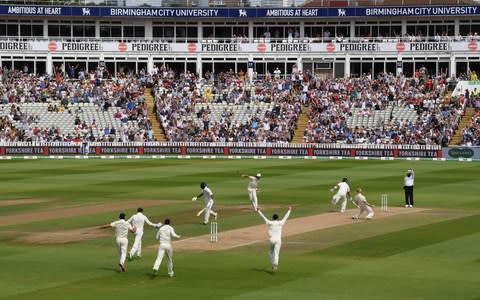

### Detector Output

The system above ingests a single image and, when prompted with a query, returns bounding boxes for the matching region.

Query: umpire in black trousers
[403,169,414,208]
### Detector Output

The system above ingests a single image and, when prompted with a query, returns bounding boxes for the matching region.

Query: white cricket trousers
[248,188,258,209]
[354,206,374,219]
[204,200,217,224]
[116,237,128,265]
[333,194,347,213]
[269,239,282,267]
[153,243,174,276]
[129,230,144,257]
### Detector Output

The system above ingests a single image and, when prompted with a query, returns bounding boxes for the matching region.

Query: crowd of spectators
[0,63,477,146]
[153,66,301,143]
[303,72,461,145]
[151,64,468,146]
[0,66,155,142]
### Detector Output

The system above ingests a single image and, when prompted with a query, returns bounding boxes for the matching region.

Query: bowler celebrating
[152,219,181,277]
[257,206,292,272]
[100,212,136,272]
[127,207,161,260]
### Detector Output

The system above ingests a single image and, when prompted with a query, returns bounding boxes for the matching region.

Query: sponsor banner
[397,149,440,158]
[0,5,479,18]
[3,146,44,155]
[184,147,224,155]
[48,147,82,155]
[228,147,267,155]
[442,147,480,159]
[269,148,308,156]
[354,149,395,157]
[0,145,445,158]
[98,147,140,154]
[312,148,352,157]
[143,146,182,154]
[2,41,478,54]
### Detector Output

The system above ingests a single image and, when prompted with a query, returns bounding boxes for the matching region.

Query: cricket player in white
[152,219,181,277]
[127,207,161,260]
[331,177,351,213]
[192,182,218,224]
[100,212,136,272]
[242,173,261,209]
[352,188,374,220]
[257,206,292,272]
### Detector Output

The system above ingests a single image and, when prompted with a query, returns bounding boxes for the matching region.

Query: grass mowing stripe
[313,214,480,258]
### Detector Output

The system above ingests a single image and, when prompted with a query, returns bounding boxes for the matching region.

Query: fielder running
[241,173,261,210]
[127,207,161,260]
[330,177,351,213]
[257,206,292,272]
[351,188,374,220]
[192,182,218,224]
[100,212,136,272]
[152,219,181,277]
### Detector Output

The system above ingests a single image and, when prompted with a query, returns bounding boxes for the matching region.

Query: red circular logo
[48,41,57,52]
[187,43,197,52]
[326,43,335,52]
[118,42,127,52]
[257,43,266,53]
[468,41,478,51]
[396,42,405,52]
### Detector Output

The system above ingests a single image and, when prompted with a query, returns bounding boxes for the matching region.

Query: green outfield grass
[0,159,479,300]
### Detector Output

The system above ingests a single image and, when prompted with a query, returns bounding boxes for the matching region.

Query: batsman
[192,182,218,225]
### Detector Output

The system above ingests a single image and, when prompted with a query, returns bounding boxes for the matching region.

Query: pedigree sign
[0,40,475,53]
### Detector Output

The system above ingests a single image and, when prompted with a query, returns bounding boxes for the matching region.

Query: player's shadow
[251,267,275,275]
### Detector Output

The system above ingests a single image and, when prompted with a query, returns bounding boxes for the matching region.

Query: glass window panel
[85,25,95,37]
[164,26,174,38]
[73,25,84,38]
[59,25,71,37]
[111,26,121,38]
[0,24,6,36]
[32,25,43,37]
[48,25,59,37]
[100,26,110,38]
[134,26,144,38]
[123,26,134,38]
[7,24,18,36]
[20,24,32,37]
[152,26,163,38]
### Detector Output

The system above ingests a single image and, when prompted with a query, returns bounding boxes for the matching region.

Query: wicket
[210,222,218,242]
[381,194,388,211]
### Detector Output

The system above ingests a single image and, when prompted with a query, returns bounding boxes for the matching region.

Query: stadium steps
[449,107,475,145]
[144,88,166,141]
[291,105,311,143]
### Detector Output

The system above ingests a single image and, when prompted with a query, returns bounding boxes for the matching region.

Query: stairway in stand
[291,105,311,144]
[449,107,475,145]
[144,88,166,141]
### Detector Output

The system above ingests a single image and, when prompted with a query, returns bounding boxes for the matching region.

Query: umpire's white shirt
[156,225,180,245]
[110,220,132,239]
[404,171,414,187]
[128,212,156,232]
